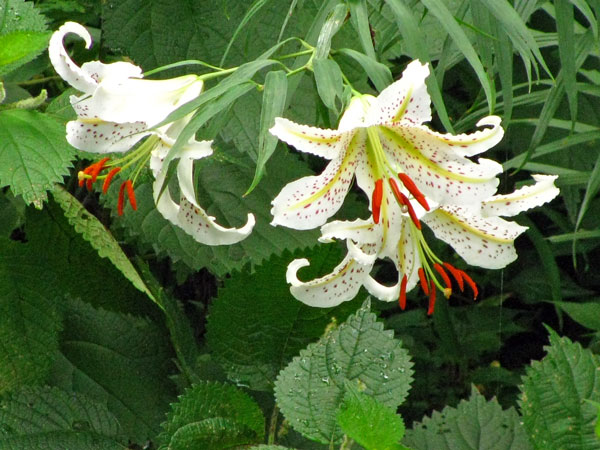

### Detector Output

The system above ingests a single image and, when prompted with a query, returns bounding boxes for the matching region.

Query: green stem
[17,76,60,86]
[267,404,279,445]
[339,434,354,450]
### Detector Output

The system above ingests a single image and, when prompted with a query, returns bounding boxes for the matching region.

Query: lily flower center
[399,221,478,314]
[77,134,160,215]
[364,122,430,230]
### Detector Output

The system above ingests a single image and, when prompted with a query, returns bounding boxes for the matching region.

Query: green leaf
[348,0,376,60]
[337,381,407,450]
[314,2,348,59]
[111,148,320,277]
[0,238,62,393]
[336,48,392,93]
[206,247,365,391]
[313,57,344,112]
[0,386,122,449]
[246,69,288,195]
[553,301,600,331]
[519,328,600,450]
[0,0,47,34]
[0,110,75,208]
[274,299,413,445]
[555,0,577,124]
[0,31,50,76]
[51,186,155,303]
[49,298,175,443]
[158,381,265,448]
[404,386,532,450]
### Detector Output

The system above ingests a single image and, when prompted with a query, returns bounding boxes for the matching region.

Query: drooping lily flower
[286,175,559,312]
[270,60,504,231]
[49,22,254,245]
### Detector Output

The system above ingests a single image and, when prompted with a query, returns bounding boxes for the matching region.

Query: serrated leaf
[0,0,47,34]
[0,110,75,208]
[0,31,50,76]
[337,382,407,450]
[0,237,62,393]
[206,247,365,391]
[519,328,600,450]
[51,186,155,303]
[0,386,122,449]
[111,148,319,277]
[158,381,265,449]
[404,386,532,450]
[274,299,413,445]
[49,298,175,443]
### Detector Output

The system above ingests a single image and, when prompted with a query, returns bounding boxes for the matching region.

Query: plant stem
[267,404,280,444]
[339,434,354,450]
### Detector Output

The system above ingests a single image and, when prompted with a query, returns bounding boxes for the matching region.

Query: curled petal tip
[286,259,311,286]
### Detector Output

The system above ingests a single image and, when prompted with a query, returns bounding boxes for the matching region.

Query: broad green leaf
[250,446,292,450]
[247,69,288,195]
[206,247,365,391]
[405,386,532,450]
[0,31,50,76]
[274,300,413,445]
[314,2,348,59]
[49,298,175,443]
[0,110,75,208]
[313,58,344,112]
[0,0,47,34]
[336,48,393,93]
[520,329,600,450]
[51,186,155,303]
[553,301,600,331]
[337,382,408,450]
[158,381,265,449]
[0,386,122,450]
[111,147,320,277]
[0,238,62,393]
[0,190,24,237]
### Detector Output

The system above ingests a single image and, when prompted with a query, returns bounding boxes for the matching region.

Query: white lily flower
[269,60,504,231]
[286,175,560,312]
[50,22,254,245]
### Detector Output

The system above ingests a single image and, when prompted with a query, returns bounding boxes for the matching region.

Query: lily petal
[66,119,149,153]
[379,124,502,205]
[367,60,432,126]
[269,117,346,159]
[482,175,560,217]
[48,22,98,93]
[286,255,371,307]
[75,75,202,127]
[423,206,528,269]
[79,60,143,84]
[363,275,400,301]
[391,218,421,291]
[270,135,363,230]
[319,218,379,244]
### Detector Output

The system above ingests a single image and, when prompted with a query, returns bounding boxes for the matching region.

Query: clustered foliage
[1,0,600,449]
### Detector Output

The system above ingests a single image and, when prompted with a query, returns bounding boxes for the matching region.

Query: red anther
[117,182,126,216]
[397,173,429,210]
[125,180,137,211]
[388,178,404,204]
[372,179,383,224]
[418,268,429,295]
[399,274,408,310]
[460,270,479,300]
[86,157,110,191]
[427,280,437,315]
[443,262,464,291]
[434,263,452,290]
[398,191,421,229]
[102,167,121,194]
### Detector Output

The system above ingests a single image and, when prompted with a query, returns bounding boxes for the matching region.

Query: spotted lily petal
[66,119,150,153]
[366,60,432,126]
[270,135,365,230]
[423,205,528,269]
[482,175,560,217]
[269,118,345,159]
[286,253,372,308]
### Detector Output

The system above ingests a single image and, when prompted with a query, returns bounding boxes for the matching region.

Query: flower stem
[267,404,279,444]
[339,434,354,450]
